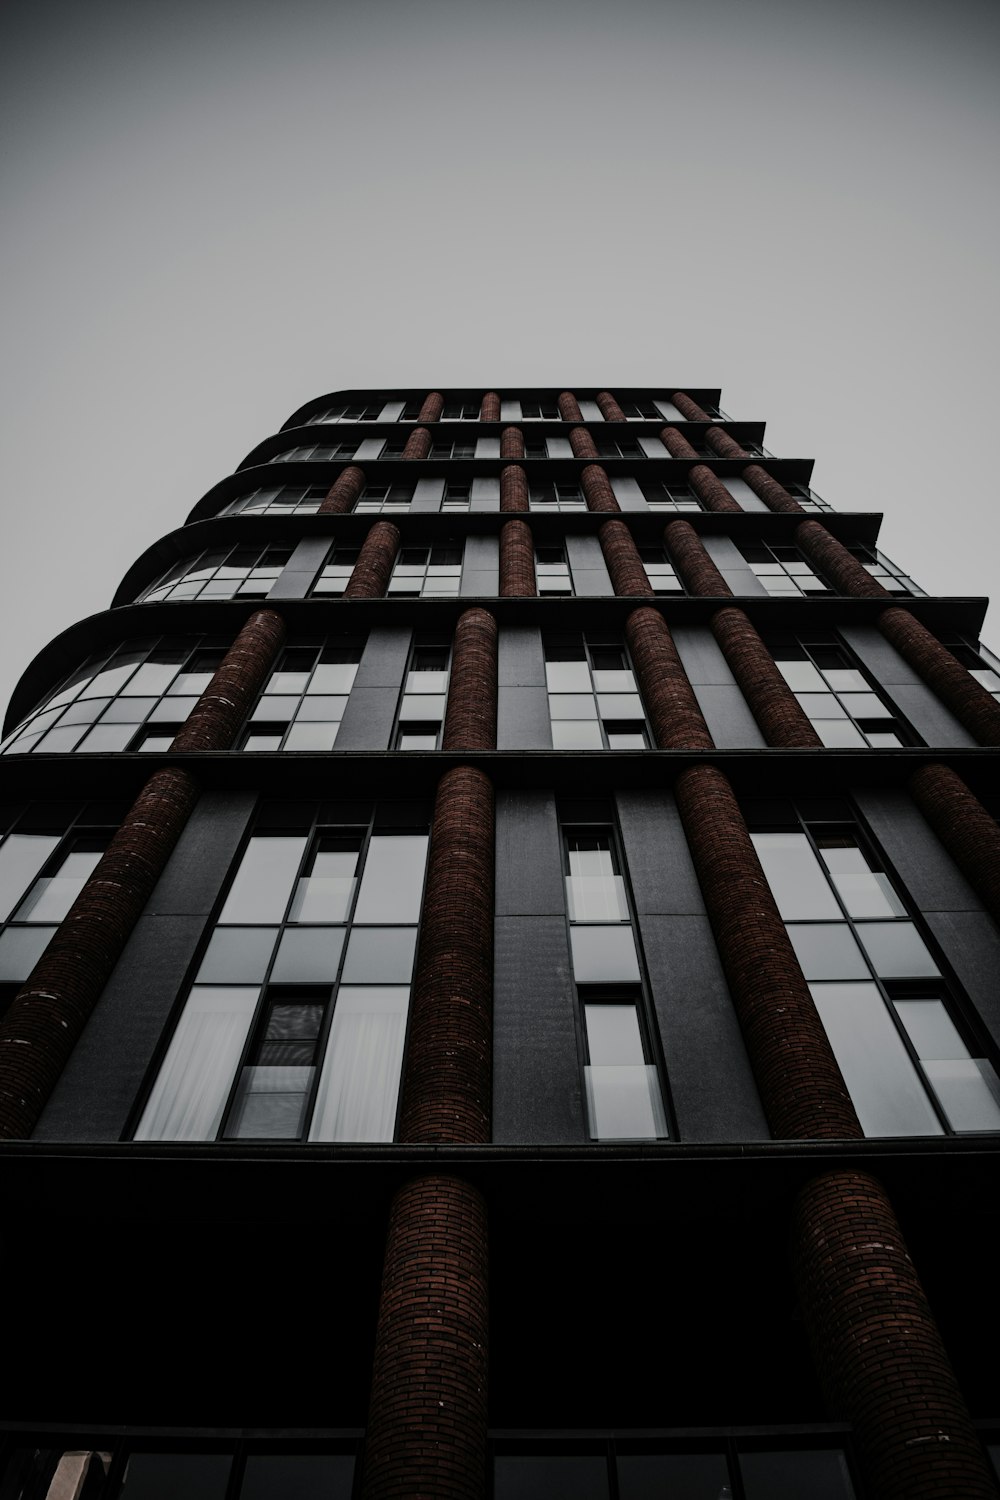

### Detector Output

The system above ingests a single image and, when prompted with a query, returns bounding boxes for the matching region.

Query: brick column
[663,520,730,596]
[499,520,536,598]
[625,608,713,751]
[595,390,627,422]
[500,427,524,460]
[743,465,804,514]
[402,427,431,459]
[318,465,366,515]
[569,427,599,459]
[704,426,749,461]
[667,400,805,513]
[557,391,583,421]
[480,392,500,422]
[674,764,862,1139]
[442,609,498,752]
[909,764,1000,924]
[880,609,1000,745]
[500,464,528,512]
[343,521,400,600]
[0,611,286,1140]
[710,608,822,748]
[581,464,619,513]
[598,520,653,597]
[670,390,710,421]
[793,1170,998,1500]
[659,428,742,513]
[794,520,889,598]
[417,392,444,423]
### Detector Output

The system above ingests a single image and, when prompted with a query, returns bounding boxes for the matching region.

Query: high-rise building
[1,386,999,1499]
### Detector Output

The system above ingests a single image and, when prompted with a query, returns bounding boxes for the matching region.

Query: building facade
[1,386,999,1499]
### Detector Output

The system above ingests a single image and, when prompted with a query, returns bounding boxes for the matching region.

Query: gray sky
[2,0,998,722]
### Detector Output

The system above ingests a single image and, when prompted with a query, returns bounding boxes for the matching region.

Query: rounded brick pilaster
[674,764,862,1139]
[690,465,743,514]
[710,607,822,748]
[624,607,713,750]
[663,520,731,596]
[557,391,583,422]
[500,464,529,512]
[442,609,498,752]
[417,391,444,423]
[793,1170,997,1500]
[569,426,599,459]
[795,519,890,597]
[0,767,200,1139]
[659,425,699,460]
[595,390,626,423]
[499,519,536,598]
[400,767,494,1144]
[401,427,432,459]
[743,465,805,514]
[581,464,620,513]
[705,427,748,460]
[343,521,400,599]
[480,392,500,422]
[500,427,524,460]
[171,609,287,753]
[598,520,653,597]
[318,465,366,515]
[362,1174,489,1500]
[880,609,1000,745]
[670,390,711,421]
[909,763,1000,923]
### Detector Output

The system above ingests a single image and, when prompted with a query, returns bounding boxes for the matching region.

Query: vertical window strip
[394,639,452,749]
[242,640,363,752]
[543,635,650,749]
[141,543,293,603]
[768,635,912,747]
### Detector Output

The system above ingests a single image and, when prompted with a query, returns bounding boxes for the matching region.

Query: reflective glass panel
[494,1456,610,1500]
[818,844,906,918]
[218,837,306,924]
[552,721,604,749]
[617,1452,732,1499]
[270,927,346,983]
[788,923,869,981]
[0,924,56,981]
[0,833,60,921]
[570,925,641,981]
[117,1452,232,1498]
[751,833,841,920]
[811,982,943,1136]
[341,926,417,983]
[585,1065,668,1139]
[240,1454,356,1499]
[196,927,278,983]
[856,922,939,978]
[135,987,259,1141]
[740,1448,856,1500]
[309,986,409,1142]
[353,835,428,924]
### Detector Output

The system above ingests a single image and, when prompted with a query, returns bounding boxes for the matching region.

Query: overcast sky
[2,0,998,723]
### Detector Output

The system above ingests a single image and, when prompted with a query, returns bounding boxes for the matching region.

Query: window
[520,400,560,420]
[310,403,384,423]
[595,438,645,458]
[846,544,922,594]
[535,545,573,596]
[272,443,359,462]
[401,401,423,420]
[1,639,224,756]
[136,802,429,1142]
[637,547,682,594]
[241,641,362,752]
[354,483,413,513]
[543,635,649,748]
[441,400,483,421]
[768,634,914,747]
[740,542,827,596]
[140,544,293,604]
[429,440,476,460]
[638,480,701,512]
[523,438,548,459]
[311,545,362,597]
[939,636,1000,702]
[749,802,1000,1137]
[388,544,463,598]
[222,485,329,517]
[442,482,472,511]
[379,439,406,459]
[530,483,587,512]
[616,400,662,420]
[780,479,831,512]
[394,640,451,749]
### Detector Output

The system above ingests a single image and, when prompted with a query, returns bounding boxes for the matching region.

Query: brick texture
[343,521,401,600]
[500,427,524,460]
[670,390,710,421]
[793,1170,997,1499]
[909,763,1000,924]
[171,609,286,753]
[362,1174,489,1500]
[569,427,599,459]
[400,767,494,1144]
[595,390,627,423]
[625,608,713,751]
[664,520,731,596]
[417,392,445,423]
[659,425,699,460]
[743,465,805,514]
[499,519,536,598]
[319,465,366,515]
[710,607,823,747]
[442,610,498,752]
[402,427,432,460]
[795,520,890,597]
[674,763,862,1139]
[581,464,620,513]
[557,391,583,422]
[598,520,653,597]
[500,465,529,513]
[705,427,749,460]
[880,609,1000,745]
[0,767,199,1139]
[480,392,500,422]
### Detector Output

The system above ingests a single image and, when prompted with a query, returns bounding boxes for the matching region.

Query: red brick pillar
[319,465,366,514]
[793,1171,998,1500]
[659,429,742,513]
[402,427,432,459]
[674,764,862,1139]
[794,520,889,598]
[442,610,498,751]
[417,392,444,423]
[880,609,1000,745]
[557,391,583,422]
[581,464,620,513]
[0,611,287,1140]
[909,763,1000,923]
[625,608,713,751]
[500,465,529,513]
[704,426,749,460]
[659,425,699,459]
[670,390,710,421]
[598,520,653,597]
[500,427,524,460]
[480,392,500,422]
[595,390,627,422]
[663,520,730,596]
[742,465,804,514]
[499,520,536,598]
[569,427,599,459]
[710,608,822,748]
[343,521,400,600]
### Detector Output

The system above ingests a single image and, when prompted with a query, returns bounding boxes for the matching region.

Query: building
[0,385,999,1499]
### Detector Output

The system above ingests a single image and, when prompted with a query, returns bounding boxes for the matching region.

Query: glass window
[242,641,362,753]
[769,634,912,748]
[388,544,463,598]
[394,640,452,749]
[543,635,649,750]
[140,545,292,604]
[223,484,331,517]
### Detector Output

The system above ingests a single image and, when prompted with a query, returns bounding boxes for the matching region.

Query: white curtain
[135,987,258,1141]
[309,987,409,1142]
